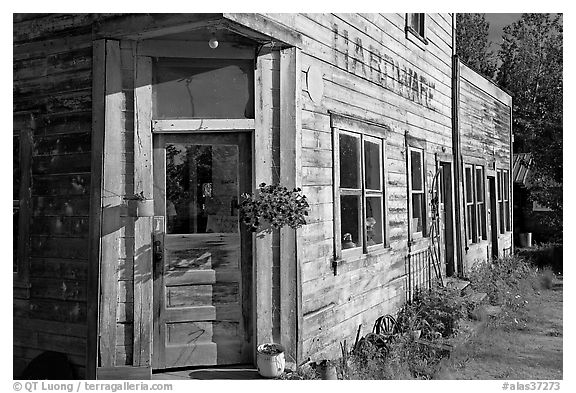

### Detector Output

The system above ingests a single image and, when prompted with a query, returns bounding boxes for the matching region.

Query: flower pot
[318,361,338,380]
[256,343,285,378]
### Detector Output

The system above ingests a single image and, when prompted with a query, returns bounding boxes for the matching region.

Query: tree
[497,13,563,234]
[456,13,498,79]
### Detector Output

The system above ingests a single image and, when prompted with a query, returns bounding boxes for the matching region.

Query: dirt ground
[437,276,563,380]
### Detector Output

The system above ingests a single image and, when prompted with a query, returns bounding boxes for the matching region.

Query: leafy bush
[396,285,467,340]
[239,183,309,233]
[469,256,536,305]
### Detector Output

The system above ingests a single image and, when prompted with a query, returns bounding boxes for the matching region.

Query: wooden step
[464,292,488,304]
[444,277,471,292]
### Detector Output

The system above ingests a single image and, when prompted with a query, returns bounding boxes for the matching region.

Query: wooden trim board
[87,39,106,380]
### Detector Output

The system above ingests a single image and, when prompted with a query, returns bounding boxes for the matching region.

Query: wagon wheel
[373,314,398,335]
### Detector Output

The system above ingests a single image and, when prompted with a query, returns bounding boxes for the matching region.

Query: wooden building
[13,13,513,379]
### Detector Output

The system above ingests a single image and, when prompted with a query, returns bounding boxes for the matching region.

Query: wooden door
[488,176,499,259]
[439,162,455,276]
[152,132,253,369]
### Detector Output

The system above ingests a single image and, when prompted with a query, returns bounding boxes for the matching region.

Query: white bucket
[256,343,285,378]
[519,232,532,248]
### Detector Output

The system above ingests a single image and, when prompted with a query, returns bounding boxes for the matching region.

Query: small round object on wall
[306,65,324,103]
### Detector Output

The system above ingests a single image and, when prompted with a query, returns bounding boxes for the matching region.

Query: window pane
[13,135,20,200]
[365,196,383,246]
[499,200,505,234]
[153,58,254,119]
[410,150,423,191]
[341,195,360,249]
[503,171,510,200]
[411,193,424,233]
[339,134,360,189]
[466,205,474,240]
[465,167,473,203]
[497,171,502,201]
[476,167,484,203]
[478,203,486,240]
[364,140,381,190]
[166,143,239,234]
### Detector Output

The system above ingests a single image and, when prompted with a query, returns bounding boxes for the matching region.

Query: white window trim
[475,166,487,242]
[408,146,426,240]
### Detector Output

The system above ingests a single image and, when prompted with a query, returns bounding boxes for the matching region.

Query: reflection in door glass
[166,143,239,234]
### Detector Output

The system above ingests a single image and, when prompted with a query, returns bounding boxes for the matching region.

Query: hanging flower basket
[239,183,309,234]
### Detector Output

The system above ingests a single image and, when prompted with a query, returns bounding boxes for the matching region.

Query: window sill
[334,246,392,275]
[405,26,428,50]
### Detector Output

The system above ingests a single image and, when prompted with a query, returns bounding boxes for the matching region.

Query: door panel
[153,132,252,369]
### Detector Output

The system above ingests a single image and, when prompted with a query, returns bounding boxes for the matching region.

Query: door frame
[132,42,302,369]
[151,131,254,369]
[439,161,456,277]
[488,174,499,259]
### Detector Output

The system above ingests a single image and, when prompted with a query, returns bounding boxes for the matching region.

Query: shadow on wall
[20,351,77,380]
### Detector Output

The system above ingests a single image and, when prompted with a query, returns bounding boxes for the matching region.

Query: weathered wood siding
[260,13,455,361]
[458,62,513,271]
[13,13,101,378]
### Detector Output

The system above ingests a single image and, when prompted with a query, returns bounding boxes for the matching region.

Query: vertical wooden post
[254,51,274,348]
[279,47,301,366]
[97,39,123,369]
[133,54,153,372]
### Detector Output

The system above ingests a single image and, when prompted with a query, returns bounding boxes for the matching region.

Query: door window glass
[165,143,240,234]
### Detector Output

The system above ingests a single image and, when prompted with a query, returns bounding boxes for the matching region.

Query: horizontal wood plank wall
[13,14,100,379]
[458,62,512,271]
[262,13,455,361]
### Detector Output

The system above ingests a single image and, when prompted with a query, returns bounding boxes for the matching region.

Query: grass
[283,255,562,380]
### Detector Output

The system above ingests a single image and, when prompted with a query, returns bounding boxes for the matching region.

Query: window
[475,166,487,240]
[333,115,387,259]
[497,170,503,234]
[464,164,487,243]
[408,147,426,237]
[497,168,511,233]
[464,165,475,242]
[406,13,428,44]
[153,58,255,119]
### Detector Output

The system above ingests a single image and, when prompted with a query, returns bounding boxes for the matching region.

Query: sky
[484,13,523,52]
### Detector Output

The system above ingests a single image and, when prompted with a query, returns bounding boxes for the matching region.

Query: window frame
[405,13,429,46]
[332,114,389,262]
[497,168,511,233]
[464,164,476,244]
[475,166,487,241]
[463,163,488,244]
[408,146,427,240]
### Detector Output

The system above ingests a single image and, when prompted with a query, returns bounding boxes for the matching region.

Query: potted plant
[239,183,309,235]
[256,343,286,378]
